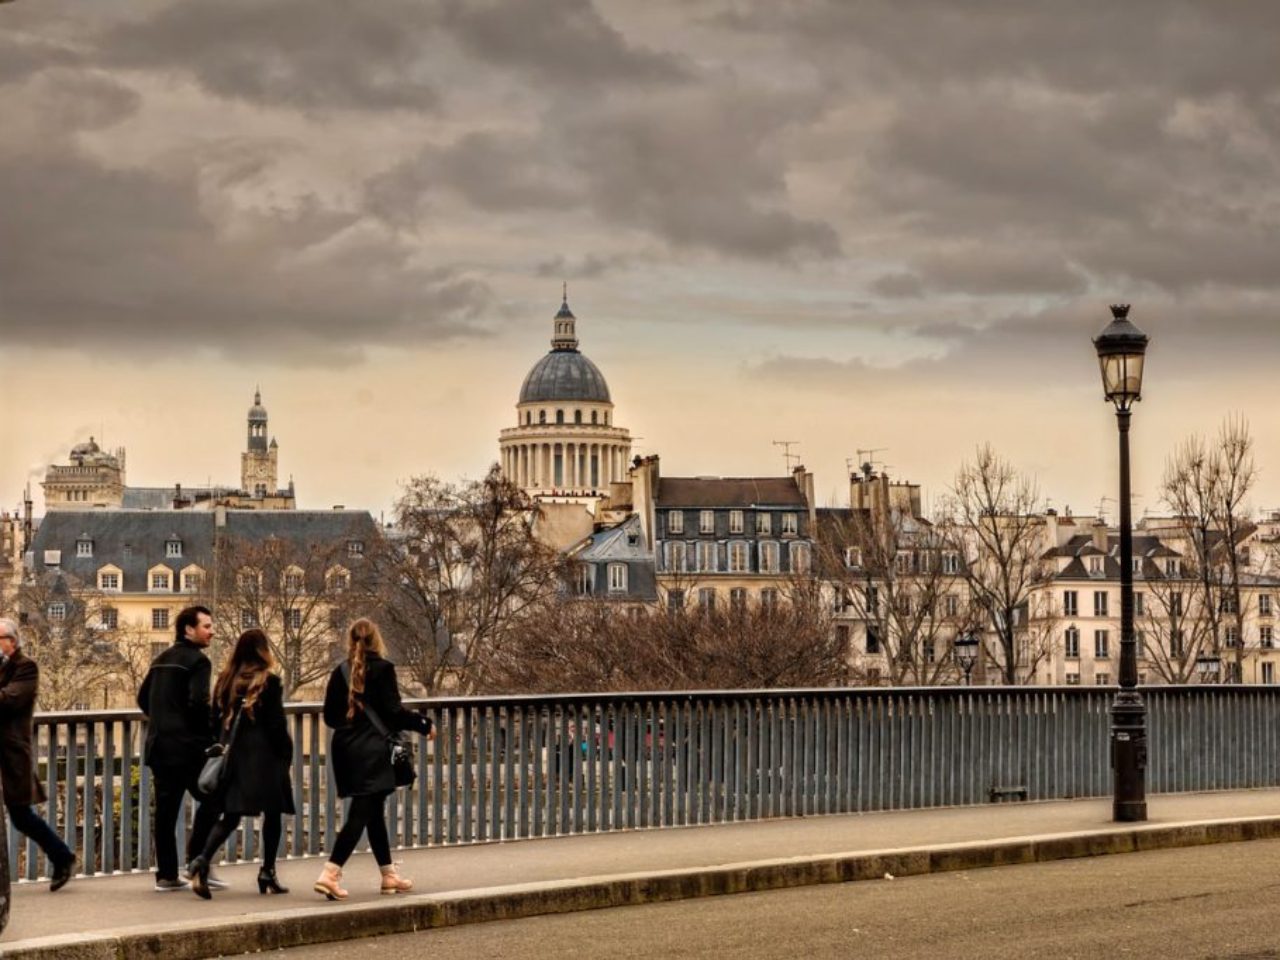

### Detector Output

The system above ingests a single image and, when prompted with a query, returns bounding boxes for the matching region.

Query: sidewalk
[7,789,1280,960]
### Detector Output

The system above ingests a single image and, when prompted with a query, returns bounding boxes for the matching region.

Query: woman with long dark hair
[314,618,432,900]
[188,628,295,899]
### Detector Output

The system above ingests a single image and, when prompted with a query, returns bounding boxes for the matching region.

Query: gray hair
[0,617,19,645]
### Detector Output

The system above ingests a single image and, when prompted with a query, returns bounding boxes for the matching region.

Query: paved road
[268,839,1280,960]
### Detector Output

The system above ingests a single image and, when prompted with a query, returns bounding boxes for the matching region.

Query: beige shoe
[313,862,348,901]
[379,863,413,895]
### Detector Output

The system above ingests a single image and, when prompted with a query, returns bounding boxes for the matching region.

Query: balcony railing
[8,686,1280,882]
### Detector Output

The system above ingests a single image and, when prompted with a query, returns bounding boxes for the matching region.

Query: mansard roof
[657,477,807,509]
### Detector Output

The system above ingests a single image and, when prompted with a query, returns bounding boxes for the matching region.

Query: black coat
[137,639,215,773]
[323,654,429,798]
[0,650,47,807]
[214,674,296,816]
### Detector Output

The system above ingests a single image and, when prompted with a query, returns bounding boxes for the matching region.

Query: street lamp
[1094,303,1149,823]
[953,632,979,686]
[1195,652,1221,683]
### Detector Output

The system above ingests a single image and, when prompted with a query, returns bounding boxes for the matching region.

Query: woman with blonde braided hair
[316,618,432,900]
[187,629,295,899]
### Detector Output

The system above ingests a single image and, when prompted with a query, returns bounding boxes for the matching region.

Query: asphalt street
[266,838,1280,960]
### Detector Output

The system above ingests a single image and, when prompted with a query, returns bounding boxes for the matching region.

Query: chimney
[22,484,33,553]
[794,464,816,530]
[630,455,659,547]
[1092,518,1109,554]
[215,504,227,528]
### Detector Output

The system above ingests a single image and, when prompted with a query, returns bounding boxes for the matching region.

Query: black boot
[189,856,212,900]
[258,866,289,894]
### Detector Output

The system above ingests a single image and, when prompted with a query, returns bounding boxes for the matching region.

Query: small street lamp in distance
[953,632,979,686]
[1094,303,1150,823]
[1195,652,1222,684]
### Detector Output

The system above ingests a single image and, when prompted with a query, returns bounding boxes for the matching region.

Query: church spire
[551,285,579,351]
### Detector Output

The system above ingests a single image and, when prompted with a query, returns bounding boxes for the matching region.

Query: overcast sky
[3,1,1279,521]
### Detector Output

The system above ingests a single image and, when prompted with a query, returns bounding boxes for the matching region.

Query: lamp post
[1195,652,1221,683]
[1094,303,1149,823]
[954,632,979,686]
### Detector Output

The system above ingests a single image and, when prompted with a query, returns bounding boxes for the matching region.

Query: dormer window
[166,539,183,558]
[150,570,172,592]
[782,513,798,536]
[348,540,365,558]
[76,538,93,558]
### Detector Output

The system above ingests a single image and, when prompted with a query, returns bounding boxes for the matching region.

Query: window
[865,585,879,613]
[1261,595,1273,617]
[945,594,960,618]
[1089,556,1103,575]
[574,409,582,424]
[1265,663,1276,685]
[1170,592,1183,616]
[286,608,303,630]
[924,640,936,663]
[77,539,93,558]
[1063,591,1078,617]
[667,511,684,535]
[665,541,688,572]
[790,542,812,574]
[327,571,350,592]
[166,539,182,558]
[556,409,564,424]
[895,551,911,575]
[1165,558,1181,577]
[1262,625,1274,649]
[752,512,766,535]
[782,513,798,536]
[1170,629,1184,658]
[1220,594,1239,614]
[699,510,715,534]
[728,541,749,573]
[729,588,748,613]
[47,602,67,622]
[1064,627,1080,659]
[240,610,257,629]
[591,411,598,425]
[151,572,171,592]
[283,571,304,592]
[866,625,881,655]
[1225,625,1240,648]
[696,541,718,573]
[151,608,170,630]
[539,410,546,424]
[844,547,861,568]
[576,565,592,595]
[1094,629,1110,658]
[1132,557,1142,574]
[100,572,120,591]
[182,573,202,593]
[1093,591,1108,617]
[759,541,779,574]
[101,607,118,630]
[942,552,960,575]
[834,589,851,613]
[836,624,851,651]
[151,641,167,658]
[1095,673,1112,686]
[667,590,685,612]
[1134,591,1144,617]
[761,588,779,611]
[608,563,627,593]
[238,571,258,592]
[698,588,716,611]
[1065,672,1081,685]
[347,540,365,558]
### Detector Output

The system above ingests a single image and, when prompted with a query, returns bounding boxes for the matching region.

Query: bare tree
[374,465,569,695]
[10,574,118,710]
[207,536,364,696]
[1160,417,1257,682]
[938,445,1053,684]
[817,509,972,685]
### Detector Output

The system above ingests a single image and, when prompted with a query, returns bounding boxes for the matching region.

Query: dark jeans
[199,812,282,870]
[330,792,391,867]
[5,802,72,868]
[152,765,221,881]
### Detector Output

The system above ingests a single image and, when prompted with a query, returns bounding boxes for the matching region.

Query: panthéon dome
[517,297,612,404]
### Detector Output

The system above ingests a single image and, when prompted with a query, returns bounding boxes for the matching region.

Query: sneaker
[185,863,229,890]
[154,877,189,892]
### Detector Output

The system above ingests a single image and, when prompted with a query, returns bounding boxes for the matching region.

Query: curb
[7,816,1280,960]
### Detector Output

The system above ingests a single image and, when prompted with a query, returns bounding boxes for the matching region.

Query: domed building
[499,294,632,498]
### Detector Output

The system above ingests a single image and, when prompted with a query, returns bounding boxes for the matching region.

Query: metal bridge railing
[8,686,1279,882]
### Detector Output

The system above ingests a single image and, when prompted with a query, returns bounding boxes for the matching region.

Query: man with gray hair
[0,617,75,891]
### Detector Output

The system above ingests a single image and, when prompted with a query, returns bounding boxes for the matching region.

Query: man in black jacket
[137,605,224,891]
[0,618,75,892]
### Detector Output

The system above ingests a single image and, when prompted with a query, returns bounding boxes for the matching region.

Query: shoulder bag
[198,703,244,796]
[341,663,416,787]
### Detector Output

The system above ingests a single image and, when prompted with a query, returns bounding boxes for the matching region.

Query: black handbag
[341,663,416,787]
[198,704,244,796]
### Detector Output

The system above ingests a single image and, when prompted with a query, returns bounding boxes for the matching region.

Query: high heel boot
[313,862,348,901]
[258,866,289,894]
[189,856,212,900]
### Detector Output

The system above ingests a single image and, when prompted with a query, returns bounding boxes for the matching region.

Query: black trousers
[5,801,73,868]
[330,792,392,867]
[199,811,283,870]
[151,765,221,881]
